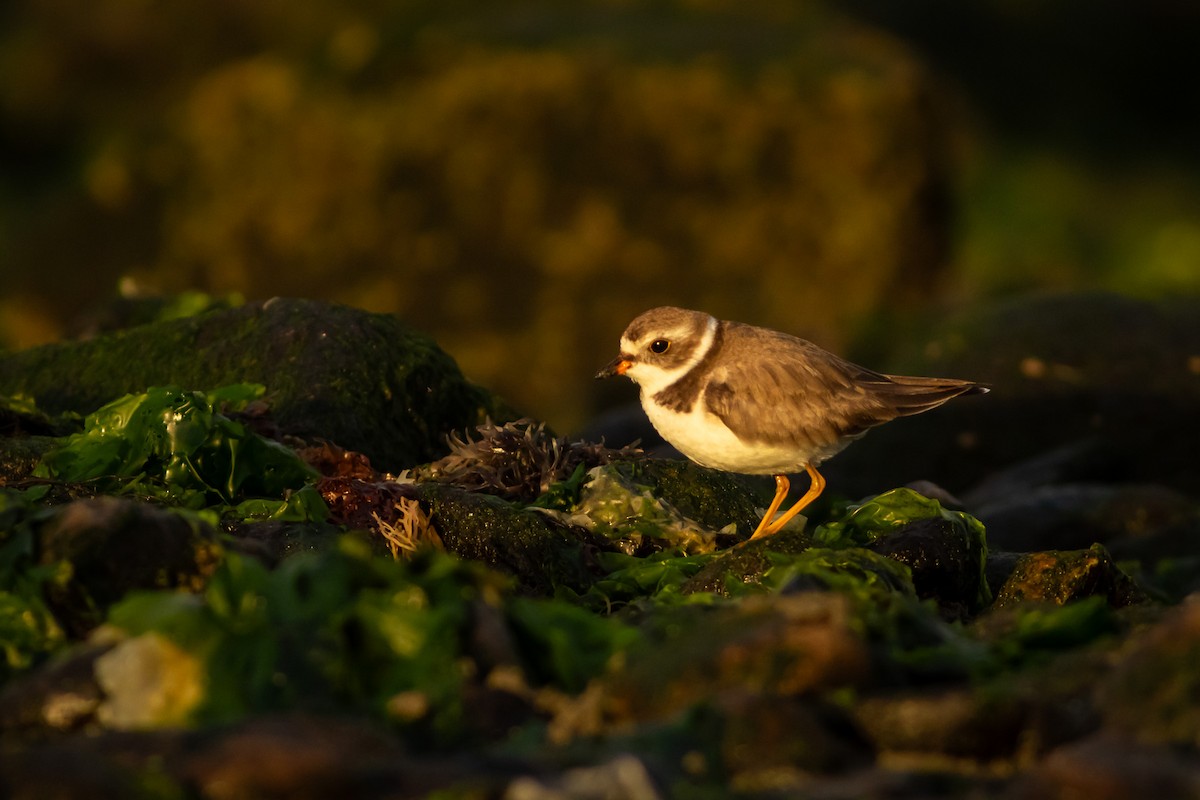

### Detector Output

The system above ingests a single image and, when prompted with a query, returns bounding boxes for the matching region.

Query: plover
[596,306,988,539]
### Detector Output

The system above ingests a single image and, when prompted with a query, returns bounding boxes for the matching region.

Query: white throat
[624,314,718,397]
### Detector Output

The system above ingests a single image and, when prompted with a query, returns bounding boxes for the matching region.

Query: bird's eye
[650,338,670,354]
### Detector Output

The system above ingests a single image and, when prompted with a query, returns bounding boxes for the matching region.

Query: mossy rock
[992,545,1148,610]
[607,458,775,540]
[0,298,513,472]
[681,528,816,596]
[416,482,595,595]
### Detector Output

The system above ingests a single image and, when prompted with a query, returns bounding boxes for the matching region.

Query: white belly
[642,393,812,475]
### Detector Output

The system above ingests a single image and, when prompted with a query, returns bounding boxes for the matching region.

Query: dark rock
[69,290,240,340]
[962,439,1124,508]
[0,435,56,484]
[416,482,595,595]
[716,693,874,780]
[749,767,1003,800]
[903,480,966,509]
[0,739,152,800]
[0,645,111,742]
[1127,554,1200,604]
[0,297,512,472]
[1101,491,1200,563]
[974,483,1196,554]
[0,407,72,439]
[36,497,222,636]
[854,649,1106,765]
[896,292,1200,400]
[1097,597,1200,746]
[458,682,542,745]
[0,714,521,800]
[985,551,1023,597]
[222,519,343,566]
[826,292,1200,498]
[1008,733,1200,800]
[992,545,1148,610]
[974,485,1125,553]
[867,515,989,618]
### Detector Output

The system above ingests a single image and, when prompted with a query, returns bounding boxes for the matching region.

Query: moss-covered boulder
[992,545,1147,610]
[0,298,511,472]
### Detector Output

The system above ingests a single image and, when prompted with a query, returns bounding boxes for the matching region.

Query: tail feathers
[875,375,989,417]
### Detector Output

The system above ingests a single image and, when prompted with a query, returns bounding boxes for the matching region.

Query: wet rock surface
[417,482,596,595]
[992,546,1148,609]
[866,515,989,618]
[2,293,1200,798]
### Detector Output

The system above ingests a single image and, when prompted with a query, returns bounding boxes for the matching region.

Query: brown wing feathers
[703,339,986,446]
[872,375,989,417]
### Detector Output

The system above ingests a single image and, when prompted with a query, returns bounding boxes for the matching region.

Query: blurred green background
[2,0,1198,432]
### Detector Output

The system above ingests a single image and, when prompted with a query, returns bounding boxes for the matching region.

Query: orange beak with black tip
[595,355,634,379]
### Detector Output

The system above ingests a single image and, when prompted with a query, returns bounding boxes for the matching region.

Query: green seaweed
[577,550,722,610]
[506,596,641,692]
[0,391,81,436]
[0,486,67,679]
[108,540,486,737]
[609,459,772,539]
[34,385,325,521]
[104,537,639,740]
[815,488,992,608]
[529,462,590,511]
[878,596,1119,684]
[742,547,918,601]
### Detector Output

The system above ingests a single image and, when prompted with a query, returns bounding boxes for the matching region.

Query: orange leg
[749,474,790,539]
[749,464,826,539]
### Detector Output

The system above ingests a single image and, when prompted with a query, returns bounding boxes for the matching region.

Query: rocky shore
[2,294,1198,799]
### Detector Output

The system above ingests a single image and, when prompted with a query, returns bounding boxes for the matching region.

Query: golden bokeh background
[3,1,1198,431]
